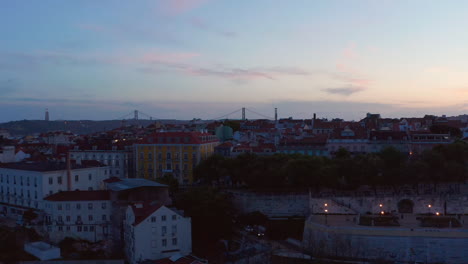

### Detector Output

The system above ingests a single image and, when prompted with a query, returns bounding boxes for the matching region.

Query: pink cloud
[138,52,200,64]
[161,0,209,15]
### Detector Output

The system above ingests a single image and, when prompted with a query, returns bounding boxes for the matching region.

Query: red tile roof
[44,190,110,201]
[131,202,163,226]
[141,132,219,145]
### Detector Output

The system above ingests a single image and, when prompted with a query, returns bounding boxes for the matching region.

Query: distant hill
[0,119,158,136]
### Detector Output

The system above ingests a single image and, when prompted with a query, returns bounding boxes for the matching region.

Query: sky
[1,0,468,122]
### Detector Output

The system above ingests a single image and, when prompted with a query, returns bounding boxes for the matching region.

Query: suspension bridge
[115,107,278,121]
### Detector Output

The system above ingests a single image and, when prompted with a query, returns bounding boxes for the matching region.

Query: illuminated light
[436,212,440,216]
[324,209,328,213]
[379,204,383,208]
[380,211,384,215]
[428,204,432,208]
[324,203,328,207]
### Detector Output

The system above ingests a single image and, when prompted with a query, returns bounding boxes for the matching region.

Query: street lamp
[324,209,328,225]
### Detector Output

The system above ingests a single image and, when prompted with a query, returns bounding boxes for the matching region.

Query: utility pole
[242,107,246,120]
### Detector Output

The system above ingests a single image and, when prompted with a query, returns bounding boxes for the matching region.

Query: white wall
[124,206,192,264]
[0,166,108,218]
[70,150,130,178]
[44,199,112,243]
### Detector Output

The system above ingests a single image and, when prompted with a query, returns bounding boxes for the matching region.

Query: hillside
[0,120,157,136]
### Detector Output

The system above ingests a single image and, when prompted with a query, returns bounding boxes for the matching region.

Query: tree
[22,209,38,225]
[175,187,236,257]
[154,173,179,193]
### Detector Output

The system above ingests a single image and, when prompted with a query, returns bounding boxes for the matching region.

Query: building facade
[0,162,108,219]
[124,204,192,264]
[70,146,133,178]
[43,190,112,243]
[134,132,219,184]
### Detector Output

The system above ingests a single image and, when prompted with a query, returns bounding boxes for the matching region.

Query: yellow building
[134,132,219,184]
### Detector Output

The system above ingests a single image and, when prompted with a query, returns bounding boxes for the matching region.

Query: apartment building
[134,132,219,184]
[124,203,191,264]
[0,162,108,219]
[43,190,112,243]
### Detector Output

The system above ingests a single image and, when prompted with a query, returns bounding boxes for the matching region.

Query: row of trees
[194,141,468,190]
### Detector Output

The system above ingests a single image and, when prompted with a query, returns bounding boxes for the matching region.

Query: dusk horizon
[1,0,468,122]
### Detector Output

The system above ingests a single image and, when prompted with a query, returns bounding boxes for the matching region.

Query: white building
[0,146,15,163]
[43,190,112,243]
[70,146,132,178]
[124,203,192,264]
[0,162,109,219]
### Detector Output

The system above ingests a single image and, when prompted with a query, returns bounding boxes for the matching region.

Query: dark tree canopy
[194,142,468,190]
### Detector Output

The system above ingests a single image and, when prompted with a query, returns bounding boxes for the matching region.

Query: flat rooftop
[107,178,167,191]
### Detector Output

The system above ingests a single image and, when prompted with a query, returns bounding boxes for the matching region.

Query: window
[49,177,53,185]
[75,175,79,182]
[162,215,166,221]
[88,174,92,181]
[172,238,177,246]
[77,226,82,232]
[162,239,167,247]
[151,216,156,222]
[58,226,63,232]
[172,225,177,234]
[66,216,70,222]
[84,226,88,232]
[166,153,171,160]
[57,215,63,222]
[76,204,81,210]
[148,153,152,160]
[102,215,107,221]
[172,215,177,220]
[88,203,93,210]
[77,216,82,221]
[66,203,70,210]
[184,153,188,160]
[58,204,62,210]
[102,203,106,209]
[66,226,70,231]
[90,226,95,232]
[89,215,93,221]
[162,226,167,235]
[166,163,172,170]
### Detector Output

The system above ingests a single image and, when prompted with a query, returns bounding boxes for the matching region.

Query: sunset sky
[1,0,467,122]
